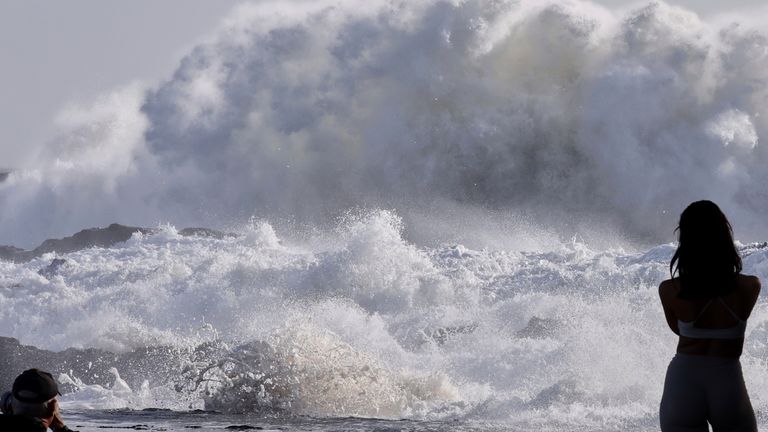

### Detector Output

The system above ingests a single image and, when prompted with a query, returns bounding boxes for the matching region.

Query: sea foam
[2,211,768,428]
[1,1,768,429]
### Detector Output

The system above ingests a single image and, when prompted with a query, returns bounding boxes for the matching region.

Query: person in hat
[0,368,77,432]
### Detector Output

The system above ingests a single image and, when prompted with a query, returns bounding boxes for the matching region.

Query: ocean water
[2,0,768,430]
[1,214,768,431]
[2,0,768,247]
[65,409,516,432]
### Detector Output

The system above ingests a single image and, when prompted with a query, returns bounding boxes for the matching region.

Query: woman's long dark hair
[670,200,742,299]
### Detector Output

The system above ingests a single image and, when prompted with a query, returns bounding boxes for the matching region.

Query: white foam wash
[1,212,768,429]
[1,0,768,430]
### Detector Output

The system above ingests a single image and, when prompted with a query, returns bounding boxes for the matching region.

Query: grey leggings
[660,353,756,432]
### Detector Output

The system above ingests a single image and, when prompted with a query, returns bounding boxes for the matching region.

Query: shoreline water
[64,409,663,432]
[2,218,767,428]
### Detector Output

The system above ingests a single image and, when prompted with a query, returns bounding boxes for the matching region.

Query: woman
[659,200,761,431]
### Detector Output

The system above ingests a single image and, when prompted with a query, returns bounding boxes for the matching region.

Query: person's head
[7,369,59,424]
[670,200,742,298]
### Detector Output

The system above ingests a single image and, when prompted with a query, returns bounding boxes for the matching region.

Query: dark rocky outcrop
[0,224,236,263]
[528,379,584,408]
[0,336,184,395]
[178,227,235,240]
[0,245,25,262]
[1,336,308,414]
[427,324,478,345]
[37,258,68,279]
[32,224,152,257]
[0,224,150,262]
[515,316,559,339]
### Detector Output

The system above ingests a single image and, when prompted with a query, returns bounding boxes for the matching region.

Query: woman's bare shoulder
[737,274,761,294]
[658,278,680,299]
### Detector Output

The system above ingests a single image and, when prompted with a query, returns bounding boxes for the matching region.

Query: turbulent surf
[2,213,768,429]
[1,0,768,430]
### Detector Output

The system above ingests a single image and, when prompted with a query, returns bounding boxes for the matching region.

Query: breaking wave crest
[2,1,768,429]
[2,0,768,247]
[1,211,768,428]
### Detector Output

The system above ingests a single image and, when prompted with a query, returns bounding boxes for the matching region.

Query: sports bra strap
[692,299,713,322]
[677,297,747,340]
[716,298,745,322]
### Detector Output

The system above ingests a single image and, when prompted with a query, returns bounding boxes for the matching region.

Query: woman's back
[659,201,759,431]
[660,274,760,357]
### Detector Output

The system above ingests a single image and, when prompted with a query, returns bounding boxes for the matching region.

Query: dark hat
[12,369,59,403]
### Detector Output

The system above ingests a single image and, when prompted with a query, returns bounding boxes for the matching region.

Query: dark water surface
[64,409,673,432]
[65,410,512,432]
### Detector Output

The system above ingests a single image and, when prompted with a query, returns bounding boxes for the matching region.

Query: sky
[0,0,765,169]
[0,0,240,169]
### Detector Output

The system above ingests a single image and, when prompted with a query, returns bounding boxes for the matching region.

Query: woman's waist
[671,352,742,368]
[677,336,743,358]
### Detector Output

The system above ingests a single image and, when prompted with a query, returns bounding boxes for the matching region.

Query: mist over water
[2,0,768,429]
[1,0,767,247]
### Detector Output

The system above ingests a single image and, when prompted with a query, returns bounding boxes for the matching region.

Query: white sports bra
[677,297,747,339]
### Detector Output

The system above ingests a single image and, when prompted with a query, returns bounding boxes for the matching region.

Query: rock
[0,245,25,262]
[1,224,238,263]
[528,379,584,408]
[38,258,68,279]
[0,224,150,263]
[31,223,152,256]
[178,227,234,240]
[515,316,559,339]
[428,324,478,345]
[0,336,182,396]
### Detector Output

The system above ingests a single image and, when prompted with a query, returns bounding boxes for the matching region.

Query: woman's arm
[658,280,680,335]
[745,275,761,318]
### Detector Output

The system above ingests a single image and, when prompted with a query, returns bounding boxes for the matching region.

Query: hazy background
[1,0,766,169]
[0,0,240,169]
